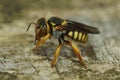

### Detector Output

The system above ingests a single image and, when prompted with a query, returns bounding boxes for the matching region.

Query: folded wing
[63,20,100,34]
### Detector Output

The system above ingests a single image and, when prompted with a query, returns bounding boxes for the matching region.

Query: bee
[27,17,100,68]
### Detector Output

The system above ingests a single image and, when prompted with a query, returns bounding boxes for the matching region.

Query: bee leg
[51,39,62,68]
[66,41,87,68]
[60,33,86,68]
[34,33,51,50]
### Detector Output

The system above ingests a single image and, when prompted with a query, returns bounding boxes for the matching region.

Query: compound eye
[36,24,41,29]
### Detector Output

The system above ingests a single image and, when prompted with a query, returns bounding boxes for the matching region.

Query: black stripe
[45,24,47,35]
[76,31,79,41]
[72,31,74,39]
[83,33,87,41]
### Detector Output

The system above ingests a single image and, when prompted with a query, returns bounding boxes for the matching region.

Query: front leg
[34,33,51,51]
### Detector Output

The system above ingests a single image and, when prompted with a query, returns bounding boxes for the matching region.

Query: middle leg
[61,33,86,68]
[51,39,62,68]
[65,41,86,68]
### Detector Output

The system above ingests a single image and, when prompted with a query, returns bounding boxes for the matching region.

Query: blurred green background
[0,0,119,22]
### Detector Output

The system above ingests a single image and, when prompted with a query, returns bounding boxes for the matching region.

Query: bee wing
[63,20,100,34]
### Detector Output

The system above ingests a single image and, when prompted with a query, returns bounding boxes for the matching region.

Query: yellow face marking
[46,23,50,33]
[74,31,78,40]
[78,33,82,41]
[68,31,73,37]
[61,20,67,26]
[37,25,42,34]
[50,22,56,26]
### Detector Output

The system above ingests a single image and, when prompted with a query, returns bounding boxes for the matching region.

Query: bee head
[27,17,50,44]
[36,18,46,28]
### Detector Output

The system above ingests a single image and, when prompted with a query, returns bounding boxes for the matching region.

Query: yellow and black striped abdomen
[67,31,88,43]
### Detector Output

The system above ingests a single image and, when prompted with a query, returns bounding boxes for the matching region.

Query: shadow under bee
[33,41,97,63]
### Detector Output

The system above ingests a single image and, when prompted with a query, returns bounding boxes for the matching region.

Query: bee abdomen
[67,31,88,43]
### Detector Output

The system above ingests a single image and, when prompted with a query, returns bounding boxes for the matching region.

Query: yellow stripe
[78,33,82,41]
[84,35,88,43]
[68,31,73,37]
[74,31,78,40]
[81,33,86,41]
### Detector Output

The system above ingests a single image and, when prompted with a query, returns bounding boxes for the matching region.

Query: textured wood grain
[0,5,120,80]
